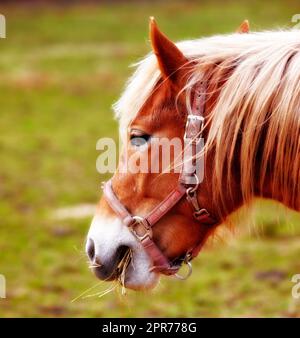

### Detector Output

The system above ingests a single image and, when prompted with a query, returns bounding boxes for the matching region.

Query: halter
[103,81,217,279]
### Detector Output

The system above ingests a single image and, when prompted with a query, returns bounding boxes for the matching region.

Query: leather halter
[103,81,217,278]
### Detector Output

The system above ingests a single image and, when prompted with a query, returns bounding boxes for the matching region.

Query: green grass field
[0,0,300,317]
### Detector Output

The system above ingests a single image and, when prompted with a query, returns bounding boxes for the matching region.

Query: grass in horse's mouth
[84,248,133,299]
[116,248,133,295]
[71,249,133,302]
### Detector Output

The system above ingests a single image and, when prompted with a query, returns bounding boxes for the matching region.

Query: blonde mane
[114,29,300,211]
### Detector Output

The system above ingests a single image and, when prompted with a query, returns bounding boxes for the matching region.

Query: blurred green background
[0,0,300,317]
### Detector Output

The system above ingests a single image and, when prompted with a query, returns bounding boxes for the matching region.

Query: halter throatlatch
[103,81,217,278]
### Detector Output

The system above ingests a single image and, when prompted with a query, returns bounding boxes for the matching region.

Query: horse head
[86,18,300,290]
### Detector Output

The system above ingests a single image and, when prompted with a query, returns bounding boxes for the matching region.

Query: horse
[86,18,300,290]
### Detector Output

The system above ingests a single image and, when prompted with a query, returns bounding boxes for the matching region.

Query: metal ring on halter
[131,215,145,224]
[186,173,200,195]
[174,261,193,280]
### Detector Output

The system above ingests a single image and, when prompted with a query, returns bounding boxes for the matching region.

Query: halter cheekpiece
[103,81,217,279]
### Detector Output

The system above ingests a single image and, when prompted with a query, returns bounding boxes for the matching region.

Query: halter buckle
[184,115,204,139]
[128,216,152,241]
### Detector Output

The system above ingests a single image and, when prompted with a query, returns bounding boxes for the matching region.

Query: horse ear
[237,19,250,33]
[149,17,189,86]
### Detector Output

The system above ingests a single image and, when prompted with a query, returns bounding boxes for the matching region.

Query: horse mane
[114,29,300,212]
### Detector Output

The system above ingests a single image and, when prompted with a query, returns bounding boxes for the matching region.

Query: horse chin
[122,261,160,291]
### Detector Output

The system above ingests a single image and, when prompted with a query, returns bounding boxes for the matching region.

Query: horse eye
[130,133,151,147]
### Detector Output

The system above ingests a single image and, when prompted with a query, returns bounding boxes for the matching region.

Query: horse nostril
[86,238,95,262]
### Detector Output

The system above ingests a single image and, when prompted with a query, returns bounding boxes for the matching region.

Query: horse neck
[255,118,300,212]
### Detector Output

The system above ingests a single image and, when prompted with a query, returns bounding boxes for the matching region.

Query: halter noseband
[103,81,217,279]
